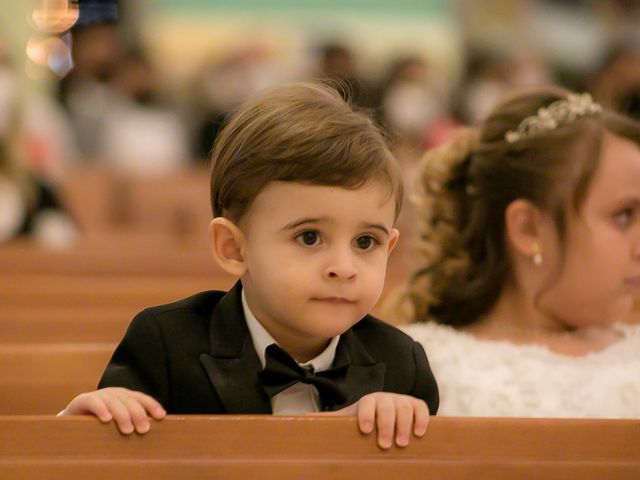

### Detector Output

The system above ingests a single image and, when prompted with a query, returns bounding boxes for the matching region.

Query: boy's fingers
[131,391,166,420]
[60,387,164,436]
[412,399,430,437]
[63,392,111,422]
[67,393,113,422]
[375,396,396,450]
[120,396,151,434]
[86,396,113,423]
[394,398,414,447]
[355,395,376,434]
[102,394,135,435]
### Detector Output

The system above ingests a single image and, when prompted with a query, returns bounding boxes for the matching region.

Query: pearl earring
[532,243,543,266]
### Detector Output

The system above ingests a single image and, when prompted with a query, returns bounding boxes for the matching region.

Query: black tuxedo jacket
[99,282,439,414]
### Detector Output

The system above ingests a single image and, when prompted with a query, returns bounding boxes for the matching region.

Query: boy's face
[238,180,399,361]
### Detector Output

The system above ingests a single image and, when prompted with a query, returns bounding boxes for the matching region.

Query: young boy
[62,82,439,449]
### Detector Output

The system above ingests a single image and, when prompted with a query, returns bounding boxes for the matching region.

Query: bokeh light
[31,0,79,34]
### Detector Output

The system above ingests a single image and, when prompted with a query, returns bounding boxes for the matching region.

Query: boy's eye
[354,235,378,251]
[296,231,320,246]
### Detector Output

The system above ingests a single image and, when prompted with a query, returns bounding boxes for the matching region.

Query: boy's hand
[327,392,430,449]
[60,387,166,435]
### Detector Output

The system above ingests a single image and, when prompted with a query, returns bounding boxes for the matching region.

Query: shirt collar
[241,289,340,372]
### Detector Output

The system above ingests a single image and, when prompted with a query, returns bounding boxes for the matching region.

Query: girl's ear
[504,199,547,261]
[208,217,247,277]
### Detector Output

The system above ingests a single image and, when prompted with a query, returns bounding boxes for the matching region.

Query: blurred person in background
[0,28,77,246]
[459,49,552,126]
[590,43,640,121]
[0,25,78,181]
[377,55,448,152]
[99,48,189,176]
[316,42,372,110]
[0,60,77,247]
[57,21,124,159]
[192,45,284,161]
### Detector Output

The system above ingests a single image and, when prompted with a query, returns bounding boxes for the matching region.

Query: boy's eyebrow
[363,223,390,237]
[281,217,327,230]
[281,218,390,236]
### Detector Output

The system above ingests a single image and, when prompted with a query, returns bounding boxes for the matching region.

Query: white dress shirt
[242,290,340,414]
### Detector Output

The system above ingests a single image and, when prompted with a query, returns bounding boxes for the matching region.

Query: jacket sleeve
[98,310,170,407]
[410,341,439,415]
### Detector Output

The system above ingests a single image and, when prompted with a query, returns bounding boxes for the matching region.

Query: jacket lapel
[331,324,386,409]
[199,281,272,414]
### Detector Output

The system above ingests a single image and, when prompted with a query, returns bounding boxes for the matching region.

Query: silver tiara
[505,93,602,144]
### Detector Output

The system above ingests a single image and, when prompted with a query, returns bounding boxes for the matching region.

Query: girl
[398,86,640,418]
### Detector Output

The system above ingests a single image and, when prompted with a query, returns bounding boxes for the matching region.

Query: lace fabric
[402,321,640,418]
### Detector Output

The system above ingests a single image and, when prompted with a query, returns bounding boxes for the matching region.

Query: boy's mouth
[311,297,356,304]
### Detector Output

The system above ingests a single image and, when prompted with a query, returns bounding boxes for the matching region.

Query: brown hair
[210,81,403,222]
[407,85,640,327]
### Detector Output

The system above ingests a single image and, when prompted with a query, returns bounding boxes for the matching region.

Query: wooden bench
[60,166,211,238]
[0,306,134,343]
[0,274,235,307]
[0,343,114,414]
[0,239,219,277]
[0,415,638,479]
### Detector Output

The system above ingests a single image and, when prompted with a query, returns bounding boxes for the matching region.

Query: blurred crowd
[2,0,640,246]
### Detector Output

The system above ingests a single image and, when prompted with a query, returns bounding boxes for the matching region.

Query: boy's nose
[324,251,357,280]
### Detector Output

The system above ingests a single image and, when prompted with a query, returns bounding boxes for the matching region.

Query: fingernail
[396,435,409,447]
[138,423,150,434]
[379,437,392,449]
[361,421,372,433]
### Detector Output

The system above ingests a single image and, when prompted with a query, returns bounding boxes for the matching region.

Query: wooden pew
[0,239,219,277]
[0,305,133,343]
[0,273,235,343]
[0,416,638,479]
[0,343,114,414]
[0,273,235,308]
[60,166,211,238]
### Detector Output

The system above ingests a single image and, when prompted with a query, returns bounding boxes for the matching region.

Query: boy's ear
[208,217,247,277]
[504,199,546,259]
[387,228,400,255]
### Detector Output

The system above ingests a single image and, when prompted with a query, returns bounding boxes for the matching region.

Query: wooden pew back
[60,166,211,238]
[0,240,219,277]
[0,305,133,344]
[0,343,114,414]
[0,416,638,479]
[0,274,233,307]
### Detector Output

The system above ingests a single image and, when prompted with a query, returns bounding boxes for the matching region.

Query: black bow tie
[257,343,348,408]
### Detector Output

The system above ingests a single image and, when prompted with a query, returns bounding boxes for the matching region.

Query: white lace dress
[402,322,640,418]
